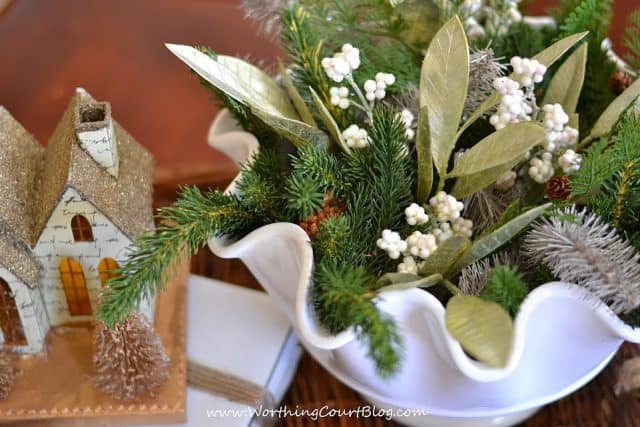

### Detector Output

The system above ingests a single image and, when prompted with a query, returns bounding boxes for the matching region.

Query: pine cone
[299,194,343,239]
[610,70,634,95]
[93,313,170,401]
[546,176,571,200]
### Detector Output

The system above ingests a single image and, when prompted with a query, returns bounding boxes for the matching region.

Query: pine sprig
[283,173,325,219]
[313,215,353,263]
[98,187,259,327]
[343,107,414,273]
[480,265,529,316]
[624,10,640,71]
[313,258,402,377]
[290,145,346,194]
[572,112,640,246]
[556,0,615,134]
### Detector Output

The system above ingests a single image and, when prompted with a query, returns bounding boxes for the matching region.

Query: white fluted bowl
[206,109,640,426]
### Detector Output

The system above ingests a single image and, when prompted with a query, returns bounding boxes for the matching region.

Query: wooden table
[3,1,640,426]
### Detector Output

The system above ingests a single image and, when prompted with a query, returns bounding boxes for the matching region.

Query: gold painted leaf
[251,107,328,148]
[456,32,589,138]
[216,55,300,119]
[446,294,514,367]
[587,77,640,141]
[416,107,433,203]
[451,162,517,199]
[449,122,545,177]
[450,203,551,274]
[420,16,469,177]
[543,43,587,114]
[279,60,317,126]
[309,87,352,155]
[165,44,300,120]
[419,235,471,277]
[377,273,442,291]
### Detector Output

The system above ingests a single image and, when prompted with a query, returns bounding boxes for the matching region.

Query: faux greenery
[99,0,640,376]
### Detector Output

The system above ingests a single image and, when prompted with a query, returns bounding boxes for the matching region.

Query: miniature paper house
[0,88,155,354]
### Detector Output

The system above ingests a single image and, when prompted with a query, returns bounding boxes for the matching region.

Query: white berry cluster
[558,149,582,174]
[377,199,474,273]
[342,124,370,149]
[452,217,474,238]
[321,43,360,83]
[528,152,554,184]
[405,203,429,225]
[542,104,579,152]
[433,221,454,244]
[510,56,546,88]
[398,109,415,140]
[406,231,438,259]
[495,169,517,191]
[364,72,396,101]
[489,77,532,130]
[329,86,350,109]
[376,230,407,260]
[429,191,465,222]
[397,256,418,274]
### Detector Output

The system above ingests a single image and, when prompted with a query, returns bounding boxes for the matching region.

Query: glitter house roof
[0,89,155,288]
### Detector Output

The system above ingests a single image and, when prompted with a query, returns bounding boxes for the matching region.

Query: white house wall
[0,267,48,354]
[33,187,154,326]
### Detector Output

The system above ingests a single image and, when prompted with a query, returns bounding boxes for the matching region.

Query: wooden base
[0,261,189,426]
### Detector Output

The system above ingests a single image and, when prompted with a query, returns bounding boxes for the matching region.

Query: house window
[0,278,26,346]
[71,215,94,242]
[59,258,92,316]
[98,258,120,287]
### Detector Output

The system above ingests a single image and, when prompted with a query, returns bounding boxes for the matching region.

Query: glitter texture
[0,89,155,288]
[34,88,155,242]
[0,107,44,286]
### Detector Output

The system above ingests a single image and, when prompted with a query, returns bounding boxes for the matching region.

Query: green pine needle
[98,187,259,327]
[313,258,403,377]
[480,265,529,316]
[283,173,325,219]
[556,0,616,134]
[624,10,640,71]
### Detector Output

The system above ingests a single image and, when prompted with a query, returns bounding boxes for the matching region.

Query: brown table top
[3,1,640,426]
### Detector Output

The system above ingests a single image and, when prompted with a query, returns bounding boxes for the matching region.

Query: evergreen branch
[98,187,258,327]
[290,145,347,194]
[313,215,353,262]
[343,107,415,274]
[283,173,325,219]
[624,10,640,71]
[612,161,638,229]
[480,265,528,316]
[313,258,402,377]
[556,0,616,134]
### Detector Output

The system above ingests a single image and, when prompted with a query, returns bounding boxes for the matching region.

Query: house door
[59,258,93,316]
[0,278,27,346]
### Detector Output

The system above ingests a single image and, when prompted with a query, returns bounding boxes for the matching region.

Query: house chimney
[74,101,119,177]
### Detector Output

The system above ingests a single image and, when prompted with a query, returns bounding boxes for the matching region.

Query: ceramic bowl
[205,109,640,427]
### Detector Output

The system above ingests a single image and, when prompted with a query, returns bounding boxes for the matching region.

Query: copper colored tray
[0,261,189,426]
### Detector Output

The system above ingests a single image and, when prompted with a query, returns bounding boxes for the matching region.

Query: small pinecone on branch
[546,176,571,200]
[93,313,169,401]
[299,194,343,239]
[0,351,15,400]
[610,70,634,95]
